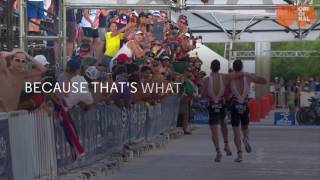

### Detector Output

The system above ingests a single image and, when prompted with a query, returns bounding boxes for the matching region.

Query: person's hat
[152,11,161,17]
[184,32,191,38]
[132,10,138,17]
[67,56,81,72]
[139,12,147,18]
[179,14,188,20]
[152,40,162,46]
[160,55,170,61]
[116,53,131,64]
[80,43,90,53]
[145,51,156,58]
[135,30,144,35]
[34,55,50,66]
[85,66,101,80]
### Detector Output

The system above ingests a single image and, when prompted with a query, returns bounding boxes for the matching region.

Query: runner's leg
[241,107,252,153]
[231,105,243,161]
[210,125,222,162]
[221,124,232,156]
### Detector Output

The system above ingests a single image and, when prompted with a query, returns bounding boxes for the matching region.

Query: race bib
[211,102,223,113]
[235,103,247,115]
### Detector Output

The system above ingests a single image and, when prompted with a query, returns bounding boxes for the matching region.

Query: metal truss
[232,50,320,58]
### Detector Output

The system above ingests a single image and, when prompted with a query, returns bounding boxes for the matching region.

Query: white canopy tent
[171,0,320,42]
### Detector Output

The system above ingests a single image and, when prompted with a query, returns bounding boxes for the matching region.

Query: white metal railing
[8,111,57,180]
[2,95,181,180]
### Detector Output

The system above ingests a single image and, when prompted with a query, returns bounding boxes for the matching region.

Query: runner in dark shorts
[202,60,232,162]
[228,59,267,162]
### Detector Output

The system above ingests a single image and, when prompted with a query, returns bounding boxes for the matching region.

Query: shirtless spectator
[0,49,47,112]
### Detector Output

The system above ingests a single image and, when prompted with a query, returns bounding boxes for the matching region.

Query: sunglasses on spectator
[179,21,187,25]
[14,58,27,63]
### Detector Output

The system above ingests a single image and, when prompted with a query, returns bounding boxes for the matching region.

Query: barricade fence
[4,95,180,180]
[8,111,57,180]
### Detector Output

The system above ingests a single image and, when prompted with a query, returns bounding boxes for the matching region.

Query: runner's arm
[0,51,10,73]
[247,74,267,84]
[228,71,244,80]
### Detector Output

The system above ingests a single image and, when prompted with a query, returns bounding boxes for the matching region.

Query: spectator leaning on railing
[0,49,47,112]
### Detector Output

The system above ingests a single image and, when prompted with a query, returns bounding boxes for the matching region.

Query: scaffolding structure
[0,0,19,51]
[232,50,320,58]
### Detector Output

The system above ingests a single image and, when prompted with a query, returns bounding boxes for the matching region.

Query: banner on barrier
[0,114,13,180]
[192,111,208,125]
[274,112,295,126]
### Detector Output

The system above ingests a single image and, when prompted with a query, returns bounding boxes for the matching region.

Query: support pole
[255,42,271,98]
[60,0,67,73]
[19,0,26,50]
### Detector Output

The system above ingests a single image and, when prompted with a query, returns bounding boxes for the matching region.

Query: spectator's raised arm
[111,22,135,37]
[0,51,10,73]
[200,77,208,98]
[247,74,267,84]
[23,52,47,81]
[129,41,146,58]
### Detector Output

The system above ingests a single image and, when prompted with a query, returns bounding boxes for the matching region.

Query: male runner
[201,60,232,162]
[228,59,266,162]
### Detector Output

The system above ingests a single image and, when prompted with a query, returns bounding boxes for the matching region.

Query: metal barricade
[128,103,147,143]
[145,103,162,141]
[4,95,181,178]
[8,111,57,180]
[0,113,13,180]
[160,95,180,132]
[54,104,130,172]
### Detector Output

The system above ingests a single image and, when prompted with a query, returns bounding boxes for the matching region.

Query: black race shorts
[230,101,249,127]
[207,101,226,126]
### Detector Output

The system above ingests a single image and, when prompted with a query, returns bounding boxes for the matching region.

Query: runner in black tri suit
[201,60,232,162]
[228,59,267,162]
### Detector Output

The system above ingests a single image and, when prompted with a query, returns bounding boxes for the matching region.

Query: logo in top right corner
[276,2,317,27]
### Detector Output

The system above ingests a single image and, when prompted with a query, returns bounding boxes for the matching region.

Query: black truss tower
[0,0,19,51]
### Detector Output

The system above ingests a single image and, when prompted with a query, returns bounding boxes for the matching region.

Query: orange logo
[276,5,317,27]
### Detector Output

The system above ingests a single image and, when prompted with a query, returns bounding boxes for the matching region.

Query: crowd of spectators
[1,5,206,134]
[270,76,320,111]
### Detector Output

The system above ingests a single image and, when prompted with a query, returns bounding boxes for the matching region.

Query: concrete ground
[107,125,320,180]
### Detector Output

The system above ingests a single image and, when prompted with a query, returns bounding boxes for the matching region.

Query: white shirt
[81,9,98,28]
[64,75,93,109]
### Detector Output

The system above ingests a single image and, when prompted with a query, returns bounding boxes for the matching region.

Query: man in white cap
[34,55,50,66]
